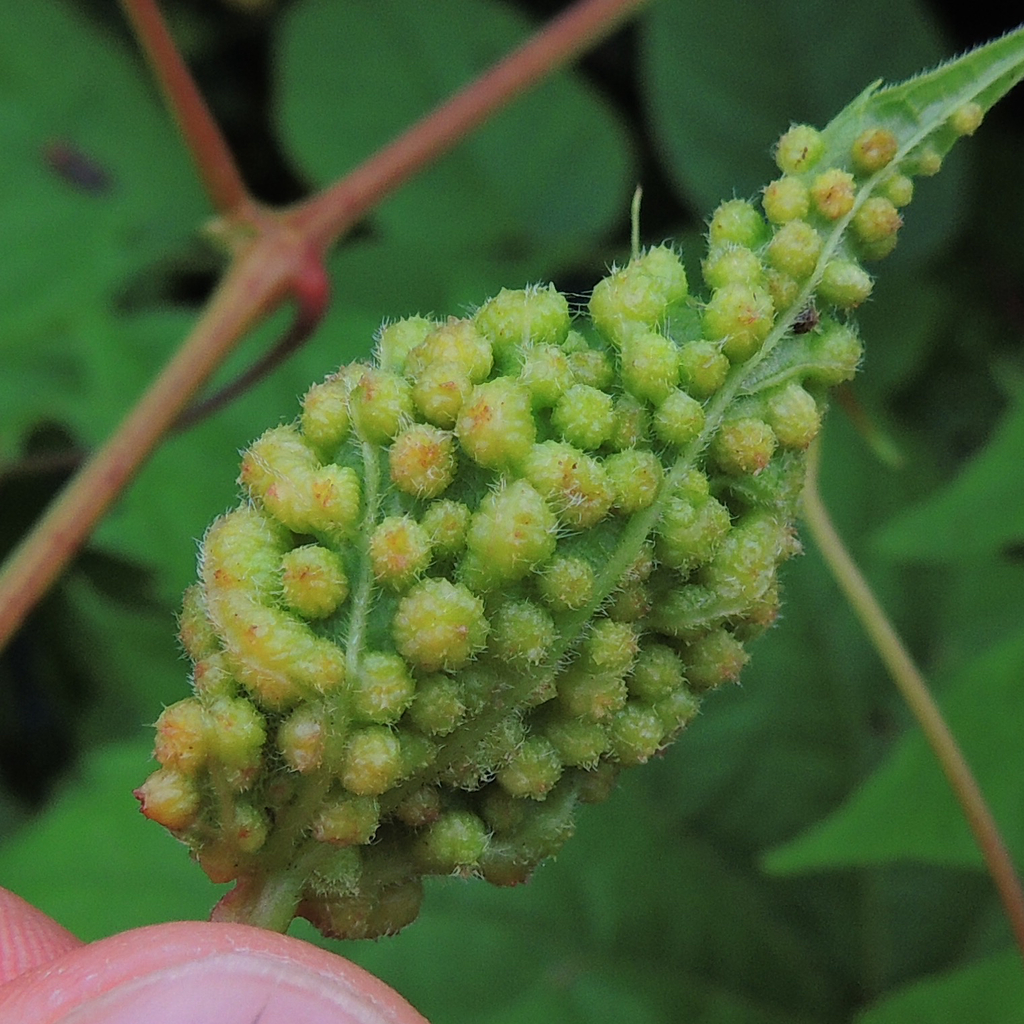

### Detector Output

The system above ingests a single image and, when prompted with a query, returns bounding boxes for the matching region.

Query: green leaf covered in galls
[138,31,1024,941]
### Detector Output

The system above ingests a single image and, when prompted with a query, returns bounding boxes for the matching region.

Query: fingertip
[0,919,427,1024]
[0,887,83,985]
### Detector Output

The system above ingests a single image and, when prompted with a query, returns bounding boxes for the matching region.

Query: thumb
[0,888,427,1024]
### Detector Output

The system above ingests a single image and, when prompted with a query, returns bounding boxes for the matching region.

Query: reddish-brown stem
[0,238,299,650]
[0,0,646,654]
[295,0,648,246]
[119,0,249,215]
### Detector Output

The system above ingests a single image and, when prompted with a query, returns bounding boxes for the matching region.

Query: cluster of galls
[137,105,983,939]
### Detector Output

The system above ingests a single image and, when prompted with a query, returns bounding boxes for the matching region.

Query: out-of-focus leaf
[311,766,842,1024]
[0,1,206,453]
[641,0,961,266]
[274,0,633,252]
[765,629,1024,873]
[874,391,1024,562]
[0,739,223,940]
[856,948,1024,1024]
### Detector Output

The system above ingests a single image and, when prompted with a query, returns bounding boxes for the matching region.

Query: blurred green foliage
[1,0,1023,1021]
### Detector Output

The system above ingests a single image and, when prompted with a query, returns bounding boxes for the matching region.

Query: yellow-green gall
[653,389,706,448]
[497,736,563,799]
[376,316,435,373]
[154,698,209,775]
[398,729,438,778]
[767,219,823,280]
[850,127,899,174]
[701,513,790,605]
[766,382,822,449]
[206,506,282,597]
[395,786,442,829]
[581,619,639,678]
[314,794,380,846]
[405,317,493,384]
[762,177,810,224]
[683,628,748,690]
[656,493,731,571]
[518,343,574,407]
[588,245,688,345]
[678,340,730,399]
[474,283,570,357]
[231,803,270,855]
[608,702,665,766]
[607,393,651,450]
[605,449,663,514]
[708,199,770,250]
[702,245,764,289]
[281,545,348,619]
[852,197,902,259]
[456,378,536,471]
[566,345,615,390]
[538,555,597,611]
[389,424,457,499]
[349,368,414,445]
[393,578,489,671]
[819,259,873,308]
[415,810,488,872]
[340,726,404,796]
[882,173,914,208]
[950,101,984,137]
[240,426,361,537]
[490,600,557,664]
[301,375,353,456]
[134,767,201,831]
[278,704,327,773]
[810,168,856,220]
[557,666,628,722]
[711,417,777,475]
[179,584,218,662]
[655,687,701,736]
[191,653,235,700]
[805,320,863,384]
[774,124,824,174]
[408,675,467,736]
[352,652,416,724]
[551,384,614,450]
[629,644,685,703]
[910,146,942,176]
[522,441,615,529]
[411,363,472,428]
[620,331,681,403]
[702,283,775,362]
[207,696,266,784]
[421,499,471,558]
[543,718,607,768]
[461,480,558,589]
[765,269,802,314]
[369,516,432,590]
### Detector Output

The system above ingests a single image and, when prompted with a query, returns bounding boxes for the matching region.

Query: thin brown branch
[119,0,250,215]
[0,0,648,653]
[174,253,331,431]
[803,442,1024,963]
[294,0,649,247]
[0,241,299,652]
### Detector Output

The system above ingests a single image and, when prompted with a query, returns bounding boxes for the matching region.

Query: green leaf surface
[309,766,842,1024]
[641,0,962,265]
[857,948,1024,1024]
[874,391,1024,562]
[765,629,1024,873]
[0,740,224,940]
[0,1,205,454]
[274,0,633,252]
